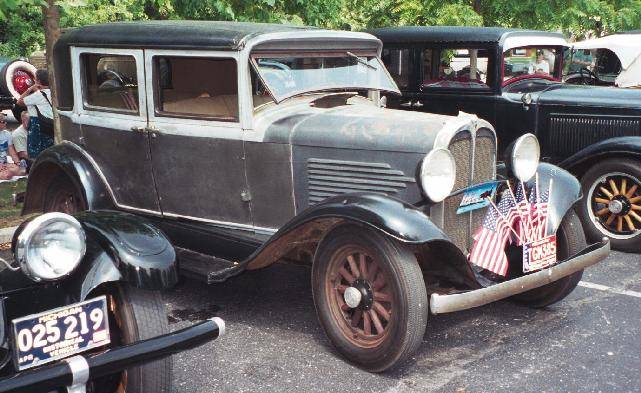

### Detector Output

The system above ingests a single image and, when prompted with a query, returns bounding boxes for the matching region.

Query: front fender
[245,193,452,270]
[57,210,178,300]
[23,141,115,214]
[527,162,581,234]
[558,136,641,174]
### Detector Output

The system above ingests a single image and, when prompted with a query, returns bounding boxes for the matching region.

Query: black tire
[43,175,86,214]
[576,158,641,253]
[91,284,171,393]
[511,210,586,308]
[312,225,428,372]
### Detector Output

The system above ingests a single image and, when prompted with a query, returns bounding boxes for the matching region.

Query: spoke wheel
[326,246,395,348]
[312,225,427,372]
[578,159,641,253]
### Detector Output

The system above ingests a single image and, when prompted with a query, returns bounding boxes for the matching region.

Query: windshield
[503,47,561,82]
[251,52,399,102]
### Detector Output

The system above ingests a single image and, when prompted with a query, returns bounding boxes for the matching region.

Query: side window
[81,53,139,113]
[381,48,409,88]
[422,48,490,90]
[153,56,238,121]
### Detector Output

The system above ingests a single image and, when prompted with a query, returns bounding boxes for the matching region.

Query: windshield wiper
[346,52,377,70]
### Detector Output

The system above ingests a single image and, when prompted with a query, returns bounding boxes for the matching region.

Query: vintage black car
[23,21,609,372]
[0,211,225,392]
[370,26,641,252]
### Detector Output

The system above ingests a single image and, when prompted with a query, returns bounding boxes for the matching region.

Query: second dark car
[370,26,641,252]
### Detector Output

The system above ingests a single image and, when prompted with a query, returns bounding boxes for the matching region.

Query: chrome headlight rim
[510,133,540,182]
[15,212,86,282]
[420,148,457,203]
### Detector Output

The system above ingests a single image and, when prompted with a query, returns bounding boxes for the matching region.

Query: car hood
[534,83,641,109]
[254,95,487,154]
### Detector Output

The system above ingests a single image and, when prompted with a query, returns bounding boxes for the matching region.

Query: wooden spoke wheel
[312,226,427,372]
[578,158,641,253]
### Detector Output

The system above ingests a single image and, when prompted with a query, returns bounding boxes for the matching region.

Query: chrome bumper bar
[430,239,610,314]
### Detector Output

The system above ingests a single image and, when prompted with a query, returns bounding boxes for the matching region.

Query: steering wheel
[97,69,129,89]
[577,67,597,85]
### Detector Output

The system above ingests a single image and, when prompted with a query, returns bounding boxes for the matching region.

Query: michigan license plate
[523,235,557,273]
[12,296,111,370]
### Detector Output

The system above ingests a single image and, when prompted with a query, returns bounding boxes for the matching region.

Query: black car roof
[368,26,564,45]
[56,20,316,51]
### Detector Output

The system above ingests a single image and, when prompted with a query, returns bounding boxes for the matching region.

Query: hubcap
[343,287,362,309]
[588,172,641,239]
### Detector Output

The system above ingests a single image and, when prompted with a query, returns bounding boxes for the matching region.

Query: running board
[176,248,245,284]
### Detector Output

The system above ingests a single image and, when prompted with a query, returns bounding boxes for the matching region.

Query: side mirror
[379,95,387,108]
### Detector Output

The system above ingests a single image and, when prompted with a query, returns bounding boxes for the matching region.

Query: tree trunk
[42,0,61,144]
[472,0,482,13]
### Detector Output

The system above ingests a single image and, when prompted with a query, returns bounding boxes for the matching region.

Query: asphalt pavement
[166,250,640,393]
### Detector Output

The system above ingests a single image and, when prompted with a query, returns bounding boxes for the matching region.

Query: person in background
[12,111,29,161]
[16,69,54,158]
[0,113,23,179]
[534,51,550,74]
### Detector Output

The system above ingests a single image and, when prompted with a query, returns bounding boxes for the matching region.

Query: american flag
[515,182,550,243]
[469,190,517,276]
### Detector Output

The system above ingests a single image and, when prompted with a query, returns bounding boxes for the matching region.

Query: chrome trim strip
[430,239,610,314]
[65,355,90,393]
[163,211,277,235]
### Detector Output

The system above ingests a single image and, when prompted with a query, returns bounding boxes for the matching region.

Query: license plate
[457,181,500,214]
[523,235,557,273]
[12,296,111,370]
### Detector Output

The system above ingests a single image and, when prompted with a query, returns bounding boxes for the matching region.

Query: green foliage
[1,0,641,58]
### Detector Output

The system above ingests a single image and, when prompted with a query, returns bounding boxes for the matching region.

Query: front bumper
[0,318,225,393]
[430,238,610,314]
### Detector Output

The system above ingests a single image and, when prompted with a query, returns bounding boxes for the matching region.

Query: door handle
[131,126,146,133]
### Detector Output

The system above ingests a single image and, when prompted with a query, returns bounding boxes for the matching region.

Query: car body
[370,26,641,252]
[0,211,224,393]
[566,31,641,88]
[23,21,609,371]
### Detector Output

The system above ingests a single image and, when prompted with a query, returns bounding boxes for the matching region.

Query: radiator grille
[441,128,497,252]
[306,158,415,204]
[548,115,641,156]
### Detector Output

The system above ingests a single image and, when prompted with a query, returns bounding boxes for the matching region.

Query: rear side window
[153,56,238,121]
[381,48,410,88]
[81,53,139,113]
[422,48,491,90]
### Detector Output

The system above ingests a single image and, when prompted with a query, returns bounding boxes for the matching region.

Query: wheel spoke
[367,262,378,282]
[625,184,638,198]
[624,215,636,231]
[609,179,620,195]
[630,195,641,204]
[338,295,350,312]
[632,204,641,211]
[621,178,627,196]
[373,291,392,303]
[363,311,372,335]
[600,187,614,199]
[358,254,367,280]
[606,214,616,226]
[596,207,610,216]
[351,309,362,327]
[630,210,641,224]
[369,310,385,335]
[617,216,623,232]
[594,197,611,204]
[338,267,354,283]
[337,284,348,294]
[372,301,390,321]
[372,273,386,290]
[346,255,360,278]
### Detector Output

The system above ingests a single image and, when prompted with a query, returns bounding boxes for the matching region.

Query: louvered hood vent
[307,158,415,204]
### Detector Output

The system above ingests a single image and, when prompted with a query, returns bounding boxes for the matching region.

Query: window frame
[419,44,498,94]
[71,47,146,118]
[150,54,241,123]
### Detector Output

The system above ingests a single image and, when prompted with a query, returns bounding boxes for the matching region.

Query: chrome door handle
[131,126,146,132]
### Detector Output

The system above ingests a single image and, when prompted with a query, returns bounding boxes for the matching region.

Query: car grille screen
[441,128,496,253]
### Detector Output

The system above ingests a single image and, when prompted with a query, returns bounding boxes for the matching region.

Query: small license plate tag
[12,296,111,370]
[523,235,557,273]
[457,181,500,214]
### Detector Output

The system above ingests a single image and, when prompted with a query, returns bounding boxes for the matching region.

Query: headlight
[15,213,86,282]
[509,134,540,182]
[420,148,457,203]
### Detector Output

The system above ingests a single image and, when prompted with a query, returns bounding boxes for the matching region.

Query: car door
[70,47,160,213]
[144,50,251,226]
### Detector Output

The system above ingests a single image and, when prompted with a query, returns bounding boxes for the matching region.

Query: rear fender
[558,136,641,178]
[23,141,114,214]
